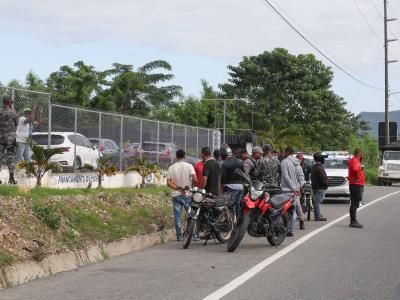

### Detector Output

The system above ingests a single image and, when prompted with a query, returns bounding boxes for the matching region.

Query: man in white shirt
[167,149,198,241]
[16,108,34,162]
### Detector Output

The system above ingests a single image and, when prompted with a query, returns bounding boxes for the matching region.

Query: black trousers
[349,184,364,223]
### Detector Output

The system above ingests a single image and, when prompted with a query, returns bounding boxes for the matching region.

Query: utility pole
[384,0,398,145]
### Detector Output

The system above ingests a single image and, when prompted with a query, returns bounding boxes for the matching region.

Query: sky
[0,0,399,114]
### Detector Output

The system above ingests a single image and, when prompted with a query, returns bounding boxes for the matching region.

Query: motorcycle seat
[270,193,291,209]
[206,193,234,207]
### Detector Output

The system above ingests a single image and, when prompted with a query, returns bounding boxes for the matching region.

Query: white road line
[203,190,400,300]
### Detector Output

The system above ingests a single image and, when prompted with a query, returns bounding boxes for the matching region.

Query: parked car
[89,138,120,167]
[141,141,177,166]
[31,132,100,171]
[89,138,120,156]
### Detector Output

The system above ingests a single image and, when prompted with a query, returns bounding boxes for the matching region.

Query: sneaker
[176,236,183,241]
[315,216,327,221]
[359,202,365,207]
[349,222,363,228]
[192,236,200,241]
[286,232,294,237]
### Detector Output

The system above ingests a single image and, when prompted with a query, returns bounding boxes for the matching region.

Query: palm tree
[125,158,161,188]
[257,120,305,152]
[16,140,64,187]
[82,156,117,188]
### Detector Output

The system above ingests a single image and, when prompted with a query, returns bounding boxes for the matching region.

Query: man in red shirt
[194,160,204,188]
[348,148,365,228]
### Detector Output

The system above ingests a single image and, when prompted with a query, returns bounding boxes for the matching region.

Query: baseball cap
[252,146,263,154]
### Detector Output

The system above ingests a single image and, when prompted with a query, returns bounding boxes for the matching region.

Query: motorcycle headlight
[192,192,203,203]
[250,187,263,200]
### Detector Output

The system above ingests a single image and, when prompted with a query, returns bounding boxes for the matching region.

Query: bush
[32,201,61,230]
[365,167,378,185]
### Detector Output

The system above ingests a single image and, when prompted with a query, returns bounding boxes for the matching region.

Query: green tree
[25,71,47,91]
[220,48,360,149]
[257,120,305,152]
[47,61,106,107]
[93,61,182,116]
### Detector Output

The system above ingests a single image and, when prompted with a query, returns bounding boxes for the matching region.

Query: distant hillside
[358,110,400,137]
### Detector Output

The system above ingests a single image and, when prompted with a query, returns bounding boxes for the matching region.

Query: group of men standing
[0,95,39,184]
[166,143,366,240]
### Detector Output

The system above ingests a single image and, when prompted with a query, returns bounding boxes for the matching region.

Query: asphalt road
[1,186,399,300]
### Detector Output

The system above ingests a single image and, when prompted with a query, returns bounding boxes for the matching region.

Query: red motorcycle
[227,169,295,252]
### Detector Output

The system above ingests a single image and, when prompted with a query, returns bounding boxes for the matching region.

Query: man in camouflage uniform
[253,144,280,190]
[0,95,18,184]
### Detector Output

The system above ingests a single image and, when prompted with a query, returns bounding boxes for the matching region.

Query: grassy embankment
[0,185,173,268]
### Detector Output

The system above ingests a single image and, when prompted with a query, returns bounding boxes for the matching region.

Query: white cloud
[1,0,398,72]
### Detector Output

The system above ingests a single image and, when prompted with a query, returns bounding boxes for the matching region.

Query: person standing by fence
[0,96,18,185]
[348,148,365,229]
[16,108,36,163]
[167,149,198,241]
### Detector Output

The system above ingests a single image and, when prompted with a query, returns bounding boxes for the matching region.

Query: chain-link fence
[1,86,220,172]
[0,86,51,133]
[50,104,219,171]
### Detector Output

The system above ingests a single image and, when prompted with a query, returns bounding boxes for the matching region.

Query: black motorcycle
[182,187,236,249]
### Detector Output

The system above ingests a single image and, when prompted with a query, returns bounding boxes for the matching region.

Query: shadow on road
[323,198,350,204]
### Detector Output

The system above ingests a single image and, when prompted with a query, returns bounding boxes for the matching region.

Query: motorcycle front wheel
[267,212,289,246]
[227,211,250,252]
[214,207,235,243]
[182,218,196,249]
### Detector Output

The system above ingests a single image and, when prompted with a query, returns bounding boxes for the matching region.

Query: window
[324,160,348,169]
[32,134,64,145]
[383,151,400,161]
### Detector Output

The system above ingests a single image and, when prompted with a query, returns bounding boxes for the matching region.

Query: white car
[31,132,100,170]
[323,152,351,199]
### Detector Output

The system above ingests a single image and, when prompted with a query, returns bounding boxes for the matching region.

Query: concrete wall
[0,169,167,189]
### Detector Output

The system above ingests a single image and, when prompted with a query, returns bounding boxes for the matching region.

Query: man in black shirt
[202,147,221,196]
[311,152,328,221]
[221,147,244,216]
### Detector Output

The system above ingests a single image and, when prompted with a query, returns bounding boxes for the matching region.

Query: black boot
[8,173,17,185]
[300,220,305,230]
[349,221,363,228]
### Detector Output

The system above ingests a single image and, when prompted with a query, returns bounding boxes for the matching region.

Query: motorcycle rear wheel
[214,207,235,243]
[267,212,289,247]
[182,218,196,249]
[227,211,250,252]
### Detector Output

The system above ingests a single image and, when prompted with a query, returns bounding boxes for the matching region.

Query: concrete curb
[0,229,175,289]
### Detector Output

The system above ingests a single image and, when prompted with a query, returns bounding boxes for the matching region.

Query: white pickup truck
[378,150,400,186]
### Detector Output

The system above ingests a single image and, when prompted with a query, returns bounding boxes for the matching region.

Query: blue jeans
[288,200,297,233]
[172,195,191,239]
[16,142,30,163]
[313,190,326,219]
[223,186,243,216]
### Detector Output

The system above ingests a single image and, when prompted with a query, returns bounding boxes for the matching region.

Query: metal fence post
[184,126,187,152]
[207,129,210,148]
[196,128,199,159]
[120,116,124,171]
[171,124,174,165]
[73,107,77,173]
[11,89,15,103]
[140,119,143,158]
[98,112,102,159]
[157,121,160,164]
[47,102,52,149]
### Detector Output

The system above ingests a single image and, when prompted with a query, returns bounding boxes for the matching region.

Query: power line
[352,0,382,44]
[259,0,384,91]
